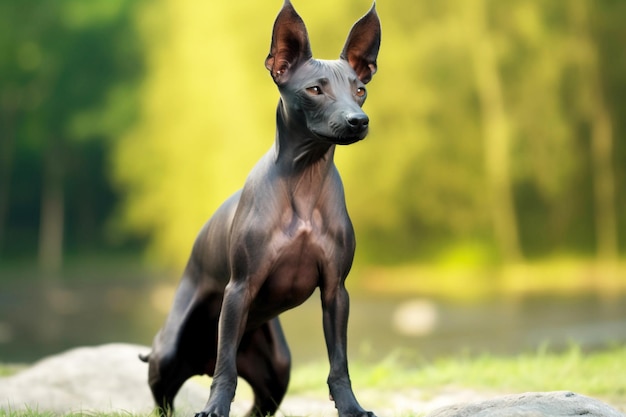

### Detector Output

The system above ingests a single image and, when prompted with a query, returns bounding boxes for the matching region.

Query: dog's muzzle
[311,112,370,145]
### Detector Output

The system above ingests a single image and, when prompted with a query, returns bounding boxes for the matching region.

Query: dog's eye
[306,86,323,95]
[355,87,366,98]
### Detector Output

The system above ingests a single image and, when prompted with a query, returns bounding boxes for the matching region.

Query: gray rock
[0,343,209,415]
[426,391,625,417]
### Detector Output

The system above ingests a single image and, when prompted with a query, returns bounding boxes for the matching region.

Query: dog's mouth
[311,130,367,145]
[333,136,364,145]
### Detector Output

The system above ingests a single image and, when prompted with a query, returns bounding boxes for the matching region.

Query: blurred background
[0,0,625,365]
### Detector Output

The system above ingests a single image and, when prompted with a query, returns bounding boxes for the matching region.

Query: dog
[141,2,381,416]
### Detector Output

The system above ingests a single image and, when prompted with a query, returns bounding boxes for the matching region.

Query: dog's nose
[346,113,369,133]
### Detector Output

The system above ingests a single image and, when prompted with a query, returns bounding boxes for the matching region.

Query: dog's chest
[257,211,333,310]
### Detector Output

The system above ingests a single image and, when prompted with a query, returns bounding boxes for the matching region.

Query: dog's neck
[273,99,336,174]
[271,100,338,216]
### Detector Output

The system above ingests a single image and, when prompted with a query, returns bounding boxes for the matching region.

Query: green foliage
[3,0,626,272]
[111,0,626,269]
[0,0,144,260]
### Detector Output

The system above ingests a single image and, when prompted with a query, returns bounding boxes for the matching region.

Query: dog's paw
[194,402,231,417]
[338,409,377,417]
[195,412,223,417]
[358,409,379,417]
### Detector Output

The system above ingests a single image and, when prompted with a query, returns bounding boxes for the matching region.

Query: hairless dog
[140,2,381,416]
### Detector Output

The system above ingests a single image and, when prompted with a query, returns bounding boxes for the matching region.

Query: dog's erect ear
[340,3,381,84]
[265,0,313,84]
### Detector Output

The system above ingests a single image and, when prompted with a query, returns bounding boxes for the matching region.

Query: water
[280,291,626,363]
[0,275,625,364]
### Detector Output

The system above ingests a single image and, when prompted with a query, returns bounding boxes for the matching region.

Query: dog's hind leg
[146,276,222,416]
[237,317,291,417]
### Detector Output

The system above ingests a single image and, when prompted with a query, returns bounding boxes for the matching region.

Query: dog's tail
[139,352,151,363]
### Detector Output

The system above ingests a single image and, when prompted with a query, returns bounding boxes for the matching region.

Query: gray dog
[141,2,381,416]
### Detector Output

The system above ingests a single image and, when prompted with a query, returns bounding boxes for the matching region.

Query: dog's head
[265,0,381,145]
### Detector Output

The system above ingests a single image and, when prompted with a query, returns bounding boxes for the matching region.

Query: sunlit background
[1,0,625,366]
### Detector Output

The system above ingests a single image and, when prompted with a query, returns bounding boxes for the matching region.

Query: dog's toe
[337,409,378,417]
[195,413,220,417]
[195,408,230,417]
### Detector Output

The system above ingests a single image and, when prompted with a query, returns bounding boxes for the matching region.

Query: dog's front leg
[196,280,250,417]
[322,282,376,417]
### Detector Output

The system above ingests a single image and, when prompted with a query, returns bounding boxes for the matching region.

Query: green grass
[289,344,626,402]
[0,412,143,417]
[0,364,25,377]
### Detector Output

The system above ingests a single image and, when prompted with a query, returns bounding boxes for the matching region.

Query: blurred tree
[463,0,522,262]
[594,1,626,253]
[568,0,618,262]
[495,1,580,255]
[0,0,143,269]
